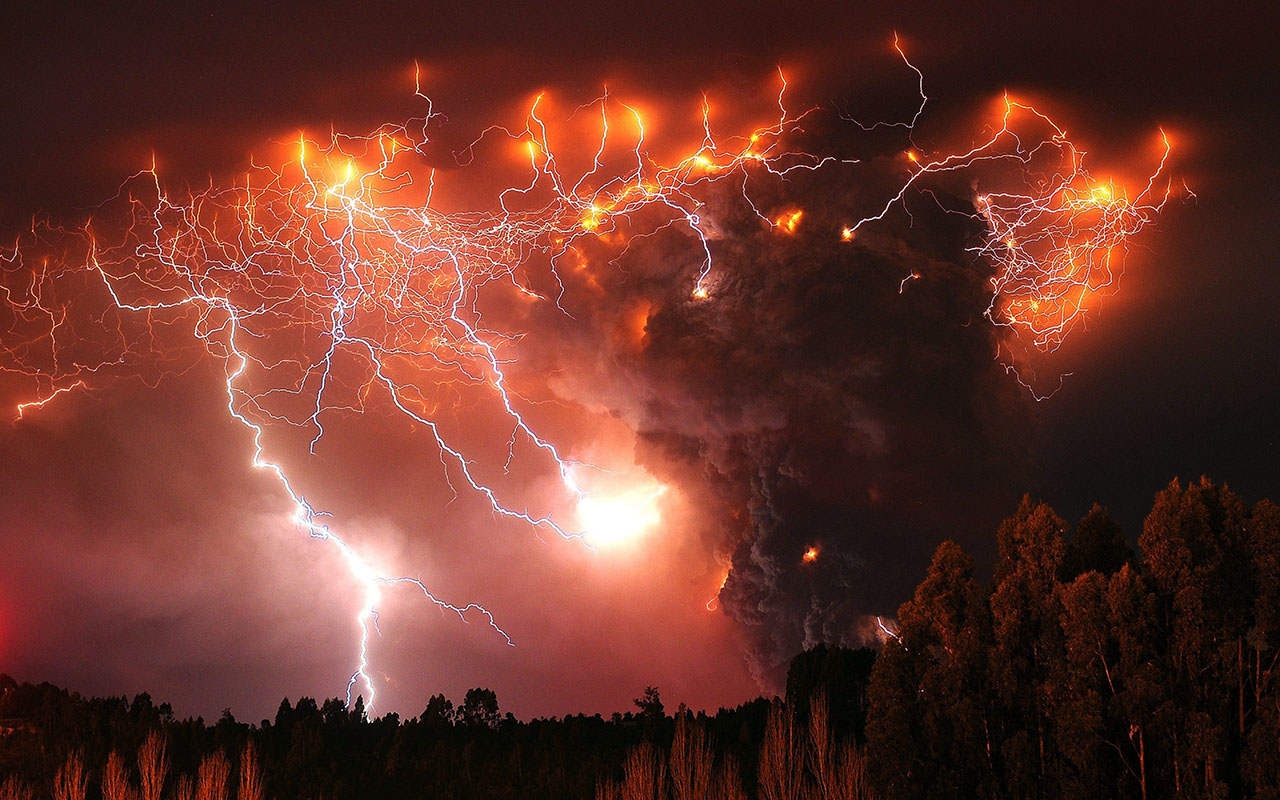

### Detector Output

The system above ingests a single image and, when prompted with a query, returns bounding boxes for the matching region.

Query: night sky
[0,1,1275,723]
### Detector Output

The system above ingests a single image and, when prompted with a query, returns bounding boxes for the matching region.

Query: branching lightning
[0,39,1182,706]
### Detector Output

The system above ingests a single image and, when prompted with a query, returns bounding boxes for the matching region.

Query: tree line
[865,476,1280,798]
[0,675,790,799]
[2,476,1277,798]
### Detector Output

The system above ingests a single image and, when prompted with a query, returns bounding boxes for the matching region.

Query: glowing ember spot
[840,226,856,242]
[803,546,819,563]
[775,209,804,234]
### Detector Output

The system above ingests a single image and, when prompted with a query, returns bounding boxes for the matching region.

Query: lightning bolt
[14,380,86,419]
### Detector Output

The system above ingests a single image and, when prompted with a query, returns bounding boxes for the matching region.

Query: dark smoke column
[526,145,1038,685]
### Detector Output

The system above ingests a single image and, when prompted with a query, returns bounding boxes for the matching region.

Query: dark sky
[0,1,1276,722]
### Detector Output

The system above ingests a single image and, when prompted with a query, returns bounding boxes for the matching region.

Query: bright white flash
[576,485,667,548]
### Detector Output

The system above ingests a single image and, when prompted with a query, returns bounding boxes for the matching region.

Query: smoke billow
[526,135,1035,685]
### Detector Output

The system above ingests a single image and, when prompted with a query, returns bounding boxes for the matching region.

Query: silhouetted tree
[633,687,664,741]
[867,539,994,798]
[420,694,455,731]
[1245,499,1280,795]
[1105,563,1164,800]
[458,688,500,730]
[1139,477,1250,796]
[1053,571,1113,797]
[784,644,875,741]
[989,496,1068,797]
[633,688,664,722]
[1060,504,1133,581]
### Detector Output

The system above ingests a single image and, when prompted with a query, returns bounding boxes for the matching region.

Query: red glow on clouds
[0,35,1183,716]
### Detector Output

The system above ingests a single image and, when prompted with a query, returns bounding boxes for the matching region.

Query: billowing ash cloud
[522,132,1035,686]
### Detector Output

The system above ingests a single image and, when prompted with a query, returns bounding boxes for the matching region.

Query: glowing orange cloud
[775,209,804,234]
[0,37,1181,707]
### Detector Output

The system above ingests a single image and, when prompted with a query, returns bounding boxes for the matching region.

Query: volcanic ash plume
[524,150,1036,684]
